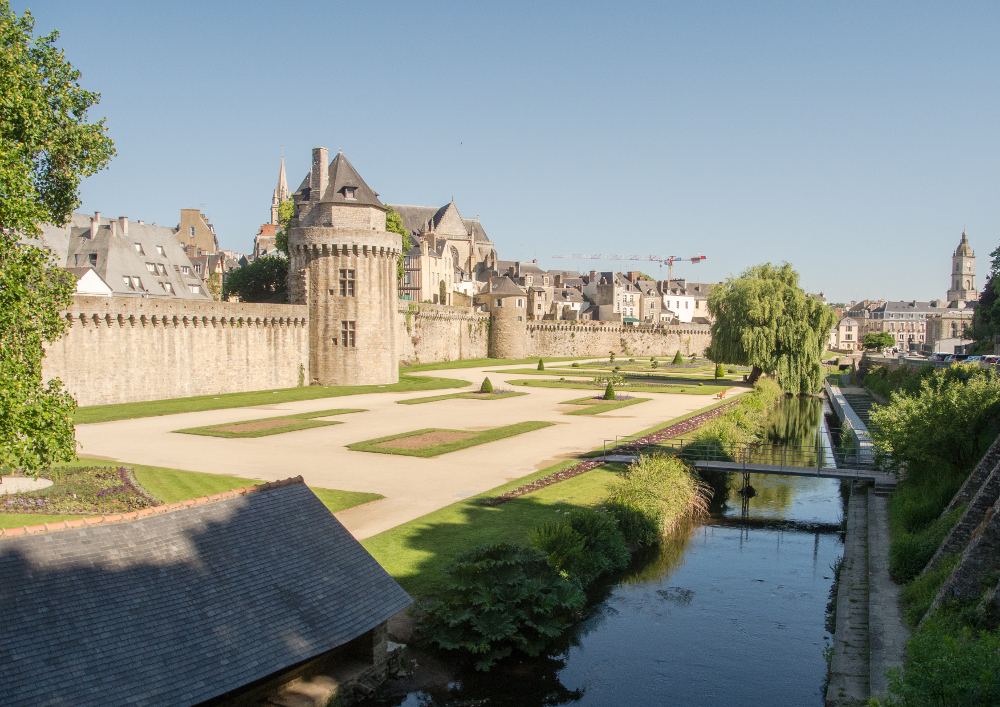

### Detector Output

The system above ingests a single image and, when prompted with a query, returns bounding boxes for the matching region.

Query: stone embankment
[825,388,908,706]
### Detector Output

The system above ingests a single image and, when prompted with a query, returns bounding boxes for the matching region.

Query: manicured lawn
[560,396,652,415]
[311,487,385,513]
[504,378,726,394]
[489,367,741,381]
[347,421,554,458]
[1,513,87,529]
[362,460,625,596]
[396,391,527,405]
[400,356,587,373]
[173,408,365,438]
[73,375,469,424]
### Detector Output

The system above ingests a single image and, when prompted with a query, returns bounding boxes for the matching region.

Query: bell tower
[947,230,978,302]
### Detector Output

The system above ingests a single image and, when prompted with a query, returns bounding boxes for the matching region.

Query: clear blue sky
[21,1,1000,303]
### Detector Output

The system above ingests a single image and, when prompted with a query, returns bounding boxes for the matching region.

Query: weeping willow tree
[706,263,836,394]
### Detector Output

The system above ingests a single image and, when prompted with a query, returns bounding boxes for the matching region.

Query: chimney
[109,219,117,238]
[590,270,597,282]
[119,216,129,237]
[554,274,562,287]
[137,220,144,225]
[310,147,329,199]
[90,211,101,239]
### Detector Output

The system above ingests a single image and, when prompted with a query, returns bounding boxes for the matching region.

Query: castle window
[181,266,190,275]
[132,277,143,290]
[162,282,173,294]
[158,264,167,275]
[123,276,134,290]
[157,245,165,256]
[188,285,201,294]
[495,298,503,307]
[89,253,98,266]
[194,264,202,274]
[344,187,357,200]
[134,243,144,255]
[340,269,355,296]
[146,262,157,273]
[189,226,195,238]
[516,298,524,308]
[341,321,356,347]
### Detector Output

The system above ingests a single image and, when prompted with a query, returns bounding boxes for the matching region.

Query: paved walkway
[75,362,747,539]
[0,477,54,495]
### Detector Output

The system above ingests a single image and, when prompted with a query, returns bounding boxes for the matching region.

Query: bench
[715,390,727,400]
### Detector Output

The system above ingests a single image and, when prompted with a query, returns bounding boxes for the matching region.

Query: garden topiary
[480,377,494,393]
[419,543,586,671]
[715,363,725,380]
[609,352,616,363]
[652,360,659,369]
[604,380,615,400]
[672,351,684,365]
[572,362,580,367]
[537,358,545,371]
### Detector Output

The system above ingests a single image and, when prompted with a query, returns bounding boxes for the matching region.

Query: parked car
[929,353,948,362]
[943,354,957,362]
[966,355,983,363]
[982,355,999,364]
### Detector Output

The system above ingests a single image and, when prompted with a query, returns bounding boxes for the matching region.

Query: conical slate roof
[489,275,525,296]
[321,151,384,209]
[955,230,974,257]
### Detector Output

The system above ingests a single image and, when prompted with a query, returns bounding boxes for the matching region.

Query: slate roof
[488,275,525,296]
[388,203,493,245]
[321,152,384,209]
[0,478,412,707]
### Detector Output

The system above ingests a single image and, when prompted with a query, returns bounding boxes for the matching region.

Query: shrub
[480,377,494,394]
[609,352,616,363]
[420,543,586,670]
[604,381,615,400]
[531,509,629,588]
[605,455,709,545]
[889,503,963,583]
[672,351,684,365]
[628,358,635,363]
[572,362,580,368]
[652,360,658,369]
[715,363,725,379]
[537,358,545,371]
[900,554,960,627]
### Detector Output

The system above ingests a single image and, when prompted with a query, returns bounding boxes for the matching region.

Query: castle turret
[485,276,527,359]
[947,230,978,302]
[288,148,401,385]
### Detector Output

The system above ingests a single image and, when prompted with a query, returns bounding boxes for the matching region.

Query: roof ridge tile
[0,476,305,540]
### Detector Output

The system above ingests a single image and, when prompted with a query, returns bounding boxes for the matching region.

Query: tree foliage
[1,2,115,471]
[869,363,1000,476]
[273,199,294,254]
[862,331,895,350]
[530,508,629,588]
[385,204,408,282]
[420,543,586,671]
[222,255,288,303]
[706,262,836,393]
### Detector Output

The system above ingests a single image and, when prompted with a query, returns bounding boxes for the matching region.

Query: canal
[368,396,844,706]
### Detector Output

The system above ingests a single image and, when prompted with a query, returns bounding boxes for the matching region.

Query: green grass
[493,367,740,381]
[173,408,365,438]
[504,378,726,395]
[400,357,586,373]
[73,375,469,424]
[347,421,554,458]
[559,396,652,415]
[309,487,385,513]
[396,391,527,405]
[362,460,625,596]
[0,513,88,529]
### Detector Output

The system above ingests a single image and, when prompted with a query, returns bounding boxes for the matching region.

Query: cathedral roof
[954,230,974,257]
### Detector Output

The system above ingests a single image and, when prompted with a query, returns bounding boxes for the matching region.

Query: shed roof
[0,478,411,707]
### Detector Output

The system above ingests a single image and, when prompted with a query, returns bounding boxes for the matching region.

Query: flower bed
[2,466,158,515]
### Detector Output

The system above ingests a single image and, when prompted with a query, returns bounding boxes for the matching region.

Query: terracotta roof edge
[0,476,305,539]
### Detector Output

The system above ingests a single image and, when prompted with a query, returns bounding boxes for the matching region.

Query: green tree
[1,2,115,471]
[480,377,493,393]
[537,358,545,371]
[671,350,684,365]
[439,279,447,304]
[273,199,294,254]
[223,255,288,303]
[385,205,408,283]
[604,380,615,400]
[714,362,724,380]
[706,262,836,393]
[862,331,895,351]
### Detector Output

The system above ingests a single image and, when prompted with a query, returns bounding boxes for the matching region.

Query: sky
[20,1,1000,303]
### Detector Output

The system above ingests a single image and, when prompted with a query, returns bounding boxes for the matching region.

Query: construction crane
[551,253,706,282]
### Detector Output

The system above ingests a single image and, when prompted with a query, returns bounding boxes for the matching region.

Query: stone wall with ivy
[525,322,712,358]
[396,302,489,365]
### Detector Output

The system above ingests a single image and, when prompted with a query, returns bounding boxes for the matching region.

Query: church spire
[271,154,290,225]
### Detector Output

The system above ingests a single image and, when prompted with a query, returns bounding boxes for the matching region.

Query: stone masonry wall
[396,302,488,365]
[524,323,712,358]
[43,296,309,406]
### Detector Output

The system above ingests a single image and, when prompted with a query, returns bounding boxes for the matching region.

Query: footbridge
[604,438,897,491]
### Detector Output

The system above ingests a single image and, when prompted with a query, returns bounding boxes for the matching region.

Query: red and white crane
[551,253,706,282]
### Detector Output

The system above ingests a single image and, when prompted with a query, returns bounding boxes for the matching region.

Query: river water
[368,396,844,707]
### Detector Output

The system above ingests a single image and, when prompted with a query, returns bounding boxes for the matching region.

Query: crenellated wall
[396,302,489,365]
[525,322,712,358]
[43,296,309,406]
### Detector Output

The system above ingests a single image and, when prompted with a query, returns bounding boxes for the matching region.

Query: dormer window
[344,187,357,200]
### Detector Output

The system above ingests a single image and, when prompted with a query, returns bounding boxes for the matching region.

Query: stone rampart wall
[396,302,489,365]
[524,323,712,358]
[43,296,309,406]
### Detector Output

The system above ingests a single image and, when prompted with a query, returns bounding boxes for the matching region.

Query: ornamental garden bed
[560,395,652,415]
[506,379,728,395]
[173,408,365,438]
[397,390,527,405]
[347,421,554,458]
[1,466,158,516]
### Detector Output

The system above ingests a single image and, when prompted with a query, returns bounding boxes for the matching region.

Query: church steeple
[947,230,978,302]
[270,155,290,225]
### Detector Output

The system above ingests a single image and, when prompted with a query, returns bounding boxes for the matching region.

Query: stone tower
[485,276,527,359]
[947,230,978,302]
[270,155,290,226]
[288,148,401,385]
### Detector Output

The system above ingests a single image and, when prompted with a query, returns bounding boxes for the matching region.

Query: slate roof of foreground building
[0,478,412,707]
